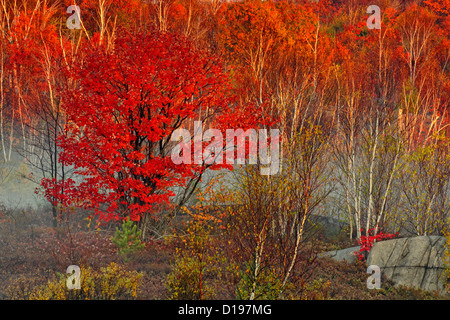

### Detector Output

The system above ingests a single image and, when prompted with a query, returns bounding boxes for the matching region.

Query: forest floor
[0,206,447,300]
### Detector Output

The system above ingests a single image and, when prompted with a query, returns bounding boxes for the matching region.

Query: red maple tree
[40,29,264,228]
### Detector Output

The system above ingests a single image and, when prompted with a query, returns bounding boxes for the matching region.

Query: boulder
[367,236,447,293]
[318,246,360,264]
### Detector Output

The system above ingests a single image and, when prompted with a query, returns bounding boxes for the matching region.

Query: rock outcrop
[367,236,447,293]
[318,246,360,264]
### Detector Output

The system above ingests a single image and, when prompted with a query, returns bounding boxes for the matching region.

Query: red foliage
[355,228,399,261]
[40,28,266,222]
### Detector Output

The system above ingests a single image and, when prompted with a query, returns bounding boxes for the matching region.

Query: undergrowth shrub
[35,229,117,269]
[6,262,143,300]
[165,255,215,300]
[236,258,283,300]
[165,217,223,300]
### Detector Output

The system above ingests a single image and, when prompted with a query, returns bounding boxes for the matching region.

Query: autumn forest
[0,0,449,301]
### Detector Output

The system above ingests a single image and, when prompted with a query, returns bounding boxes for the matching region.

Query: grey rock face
[318,246,360,264]
[367,236,447,293]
